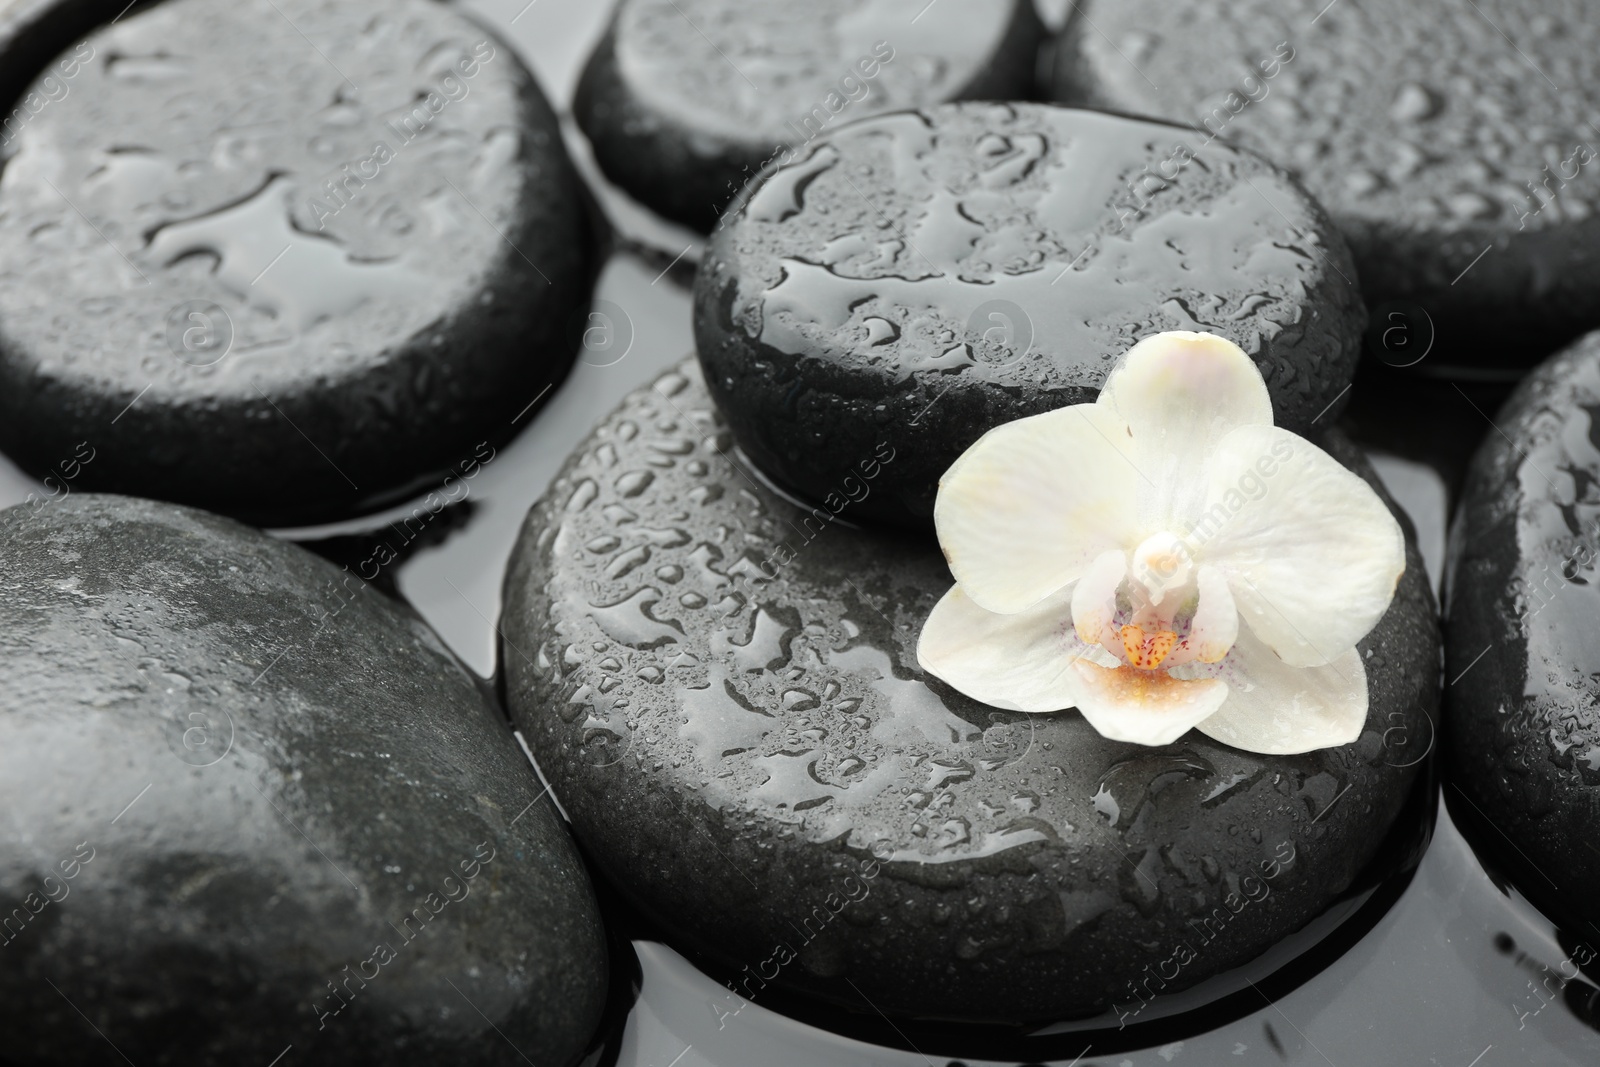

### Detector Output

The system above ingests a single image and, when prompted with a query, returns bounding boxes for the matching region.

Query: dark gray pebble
[575,0,1045,232]
[504,360,1438,1023]
[1447,329,1600,933]
[0,494,608,1066]
[695,102,1365,527]
[0,0,594,526]
[1048,0,1600,370]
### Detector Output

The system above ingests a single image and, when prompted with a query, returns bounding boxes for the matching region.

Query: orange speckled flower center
[1119,623,1180,670]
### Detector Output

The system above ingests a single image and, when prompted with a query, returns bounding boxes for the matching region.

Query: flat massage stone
[574,0,1046,232]
[0,0,594,526]
[1047,0,1600,371]
[1447,328,1600,935]
[694,103,1364,528]
[0,0,115,127]
[502,360,1440,1024]
[0,494,608,1066]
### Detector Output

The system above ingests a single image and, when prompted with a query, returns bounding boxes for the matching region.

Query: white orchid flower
[917,331,1404,755]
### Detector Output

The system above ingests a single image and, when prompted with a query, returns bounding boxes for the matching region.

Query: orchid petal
[1166,565,1238,666]
[1182,629,1368,755]
[1097,331,1273,530]
[1071,550,1127,647]
[935,403,1141,615]
[917,584,1115,713]
[1194,425,1404,668]
[1067,662,1229,746]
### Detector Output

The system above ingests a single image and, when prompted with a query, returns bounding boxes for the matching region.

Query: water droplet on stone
[616,471,654,497]
[1390,82,1438,123]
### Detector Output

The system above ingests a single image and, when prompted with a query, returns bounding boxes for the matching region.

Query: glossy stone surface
[0,494,607,1067]
[575,0,1045,231]
[695,103,1365,527]
[0,0,594,526]
[1447,329,1600,933]
[1048,0,1600,368]
[504,360,1438,1023]
[0,0,116,124]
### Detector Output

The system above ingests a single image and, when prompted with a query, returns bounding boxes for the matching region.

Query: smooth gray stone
[504,359,1439,1023]
[694,102,1365,528]
[1447,329,1600,933]
[0,0,119,123]
[575,0,1045,231]
[0,494,607,1067]
[1047,0,1600,370]
[0,0,593,526]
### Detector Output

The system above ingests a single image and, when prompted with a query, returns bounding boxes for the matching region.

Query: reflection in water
[0,0,1578,1052]
[336,266,1590,1059]
[1494,932,1600,1034]
[602,806,1600,1066]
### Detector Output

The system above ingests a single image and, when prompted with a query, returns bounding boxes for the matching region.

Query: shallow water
[0,235,1583,1065]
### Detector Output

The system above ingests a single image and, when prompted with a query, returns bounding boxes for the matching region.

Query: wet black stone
[0,494,608,1067]
[0,0,594,526]
[1446,329,1600,934]
[574,0,1045,232]
[503,360,1438,1024]
[1046,0,1600,371]
[0,0,120,123]
[693,102,1364,529]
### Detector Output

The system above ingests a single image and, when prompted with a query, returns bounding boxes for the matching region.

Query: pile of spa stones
[0,2,607,1065]
[512,0,1450,1027]
[5,0,1600,1058]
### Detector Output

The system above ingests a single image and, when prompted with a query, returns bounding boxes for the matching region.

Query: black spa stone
[1047,0,1600,370]
[574,0,1045,232]
[694,102,1364,528]
[0,0,594,526]
[1446,329,1600,934]
[0,494,608,1067]
[0,0,117,127]
[502,360,1438,1024]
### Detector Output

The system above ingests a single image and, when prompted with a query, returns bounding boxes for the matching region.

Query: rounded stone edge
[1042,4,1600,368]
[573,0,1048,234]
[503,359,1440,1024]
[1443,331,1600,929]
[692,104,1366,530]
[0,1,598,528]
[0,0,115,121]
[0,492,612,1066]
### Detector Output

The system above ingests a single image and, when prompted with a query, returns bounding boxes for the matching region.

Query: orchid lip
[1085,560,1228,672]
[1119,623,1179,670]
